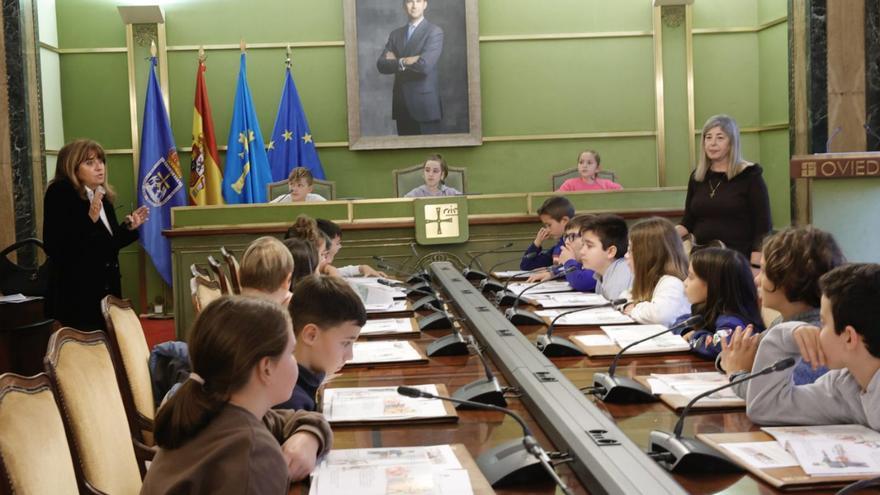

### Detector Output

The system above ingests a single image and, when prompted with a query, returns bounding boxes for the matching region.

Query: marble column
[806,0,828,154]
[866,0,880,151]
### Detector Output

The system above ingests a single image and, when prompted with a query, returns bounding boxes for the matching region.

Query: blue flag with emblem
[137,57,186,285]
[267,65,325,181]
[223,53,272,203]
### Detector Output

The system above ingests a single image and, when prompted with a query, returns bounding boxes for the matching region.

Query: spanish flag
[188,58,223,205]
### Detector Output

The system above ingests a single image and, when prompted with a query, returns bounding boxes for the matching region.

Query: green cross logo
[426,206,454,235]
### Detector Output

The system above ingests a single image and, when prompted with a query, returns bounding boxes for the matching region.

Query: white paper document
[492,270,530,279]
[762,425,880,476]
[646,371,743,404]
[349,341,423,364]
[719,441,800,469]
[322,384,449,422]
[529,292,609,308]
[571,334,613,347]
[309,445,472,495]
[366,299,411,314]
[348,278,408,299]
[506,280,573,295]
[598,324,690,354]
[535,307,633,325]
[360,318,416,336]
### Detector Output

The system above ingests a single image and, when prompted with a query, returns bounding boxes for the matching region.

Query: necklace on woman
[709,179,722,198]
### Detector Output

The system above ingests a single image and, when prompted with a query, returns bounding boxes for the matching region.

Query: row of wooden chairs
[190,247,241,314]
[0,296,159,494]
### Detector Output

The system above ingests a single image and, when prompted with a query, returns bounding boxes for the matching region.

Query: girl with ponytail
[141,296,333,494]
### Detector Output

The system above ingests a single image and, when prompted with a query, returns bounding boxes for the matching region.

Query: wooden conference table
[290,286,838,494]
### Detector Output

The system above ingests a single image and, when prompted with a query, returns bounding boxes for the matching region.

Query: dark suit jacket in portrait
[43,179,139,330]
[376,19,444,126]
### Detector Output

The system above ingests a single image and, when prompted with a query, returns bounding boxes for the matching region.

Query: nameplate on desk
[790,153,880,179]
[414,196,469,245]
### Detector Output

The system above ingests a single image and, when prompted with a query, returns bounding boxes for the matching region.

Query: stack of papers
[529,292,608,308]
[365,300,411,314]
[348,277,408,299]
[506,280,573,295]
[309,445,472,495]
[570,324,689,354]
[492,270,530,279]
[646,372,742,404]
[322,384,450,423]
[348,341,424,365]
[719,425,880,474]
[534,307,633,325]
[360,318,417,336]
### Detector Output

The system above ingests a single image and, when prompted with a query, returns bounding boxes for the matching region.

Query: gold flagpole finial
[198,45,206,62]
[285,45,291,68]
[150,40,157,58]
[240,39,246,53]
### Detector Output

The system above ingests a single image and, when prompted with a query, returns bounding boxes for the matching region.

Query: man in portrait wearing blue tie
[376,0,444,136]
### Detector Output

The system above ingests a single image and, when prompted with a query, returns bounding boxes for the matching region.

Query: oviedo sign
[790,152,880,179]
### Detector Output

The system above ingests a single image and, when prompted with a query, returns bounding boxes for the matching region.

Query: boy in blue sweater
[520,196,574,271]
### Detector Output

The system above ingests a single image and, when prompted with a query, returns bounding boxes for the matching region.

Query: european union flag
[223,53,272,203]
[137,57,186,285]
[267,66,325,181]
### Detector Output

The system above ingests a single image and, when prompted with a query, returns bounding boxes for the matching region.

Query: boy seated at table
[520,196,574,271]
[275,274,367,412]
[238,236,294,306]
[271,167,326,203]
[723,264,880,428]
[578,214,633,301]
[315,218,387,278]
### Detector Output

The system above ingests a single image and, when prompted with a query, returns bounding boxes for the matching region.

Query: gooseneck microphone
[648,357,795,473]
[504,266,576,326]
[536,298,627,356]
[480,252,539,293]
[462,242,514,281]
[493,265,554,304]
[590,314,704,403]
[397,386,572,493]
[451,336,507,408]
[423,304,469,356]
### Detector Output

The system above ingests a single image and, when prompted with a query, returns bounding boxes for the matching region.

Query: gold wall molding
[165,41,344,52]
[479,31,652,42]
[691,123,790,134]
[692,16,787,35]
[38,41,58,53]
[652,6,667,187]
[483,130,656,143]
[54,46,127,54]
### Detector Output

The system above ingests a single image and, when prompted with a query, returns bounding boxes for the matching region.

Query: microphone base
[417,312,452,331]
[476,438,550,487]
[591,372,657,403]
[536,334,586,357]
[462,268,489,281]
[406,272,431,285]
[648,430,741,473]
[480,279,505,293]
[426,332,469,357]
[405,287,434,299]
[411,295,442,311]
[504,307,546,326]
[452,377,507,408]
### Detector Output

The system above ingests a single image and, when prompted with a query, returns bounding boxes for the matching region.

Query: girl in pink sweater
[557,149,622,192]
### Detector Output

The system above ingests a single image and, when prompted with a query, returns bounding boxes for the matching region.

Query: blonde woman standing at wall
[676,115,771,265]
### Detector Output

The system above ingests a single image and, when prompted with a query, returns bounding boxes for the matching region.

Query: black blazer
[43,179,139,329]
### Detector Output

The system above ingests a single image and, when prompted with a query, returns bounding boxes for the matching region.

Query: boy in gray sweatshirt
[738,264,880,429]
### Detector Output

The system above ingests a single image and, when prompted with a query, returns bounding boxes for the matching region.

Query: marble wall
[866,0,880,151]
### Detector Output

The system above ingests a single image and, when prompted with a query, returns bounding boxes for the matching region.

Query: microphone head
[523,251,538,260]
[683,314,705,329]
[609,298,628,306]
[773,357,796,371]
[502,242,514,248]
[397,386,425,398]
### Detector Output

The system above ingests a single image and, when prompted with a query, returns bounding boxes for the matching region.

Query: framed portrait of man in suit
[343,0,482,150]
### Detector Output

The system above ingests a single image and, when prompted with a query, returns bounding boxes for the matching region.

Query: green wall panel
[56,0,125,48]
[661,21,692,187]
[60,54,130,148]
[758,129,791,228]
[480,37,656,135]
[693,33,760,127]
[693,0,758,29]
[478,0,652,36]
[758,0,788,24]
[759,24,789,124]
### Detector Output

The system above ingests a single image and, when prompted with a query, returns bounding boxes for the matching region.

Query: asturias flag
[137,57,186,285]
[222,53,272,204]
[189,58,224,205]
[267,65,325,181]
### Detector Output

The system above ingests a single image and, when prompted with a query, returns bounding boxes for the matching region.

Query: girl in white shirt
[620,217,690,327]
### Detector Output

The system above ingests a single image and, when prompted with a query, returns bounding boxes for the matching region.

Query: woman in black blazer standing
[43,139,149,330]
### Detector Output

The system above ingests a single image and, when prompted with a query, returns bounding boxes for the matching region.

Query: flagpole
[286,44,291,69]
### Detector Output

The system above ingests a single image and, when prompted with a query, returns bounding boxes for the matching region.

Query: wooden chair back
[220,247,241,295]
[267,178,336,201]
[101,296,155,446]
[190,276,222,315]
[207,256,230,294]
[0,373,79,495]
[43,328,144,494]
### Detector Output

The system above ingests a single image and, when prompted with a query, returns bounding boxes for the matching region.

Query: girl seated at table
[141,296,332,493]
[620,217,690,327]
[674,247,764,359]
[404,154,462,198]
[557,149,622,192]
